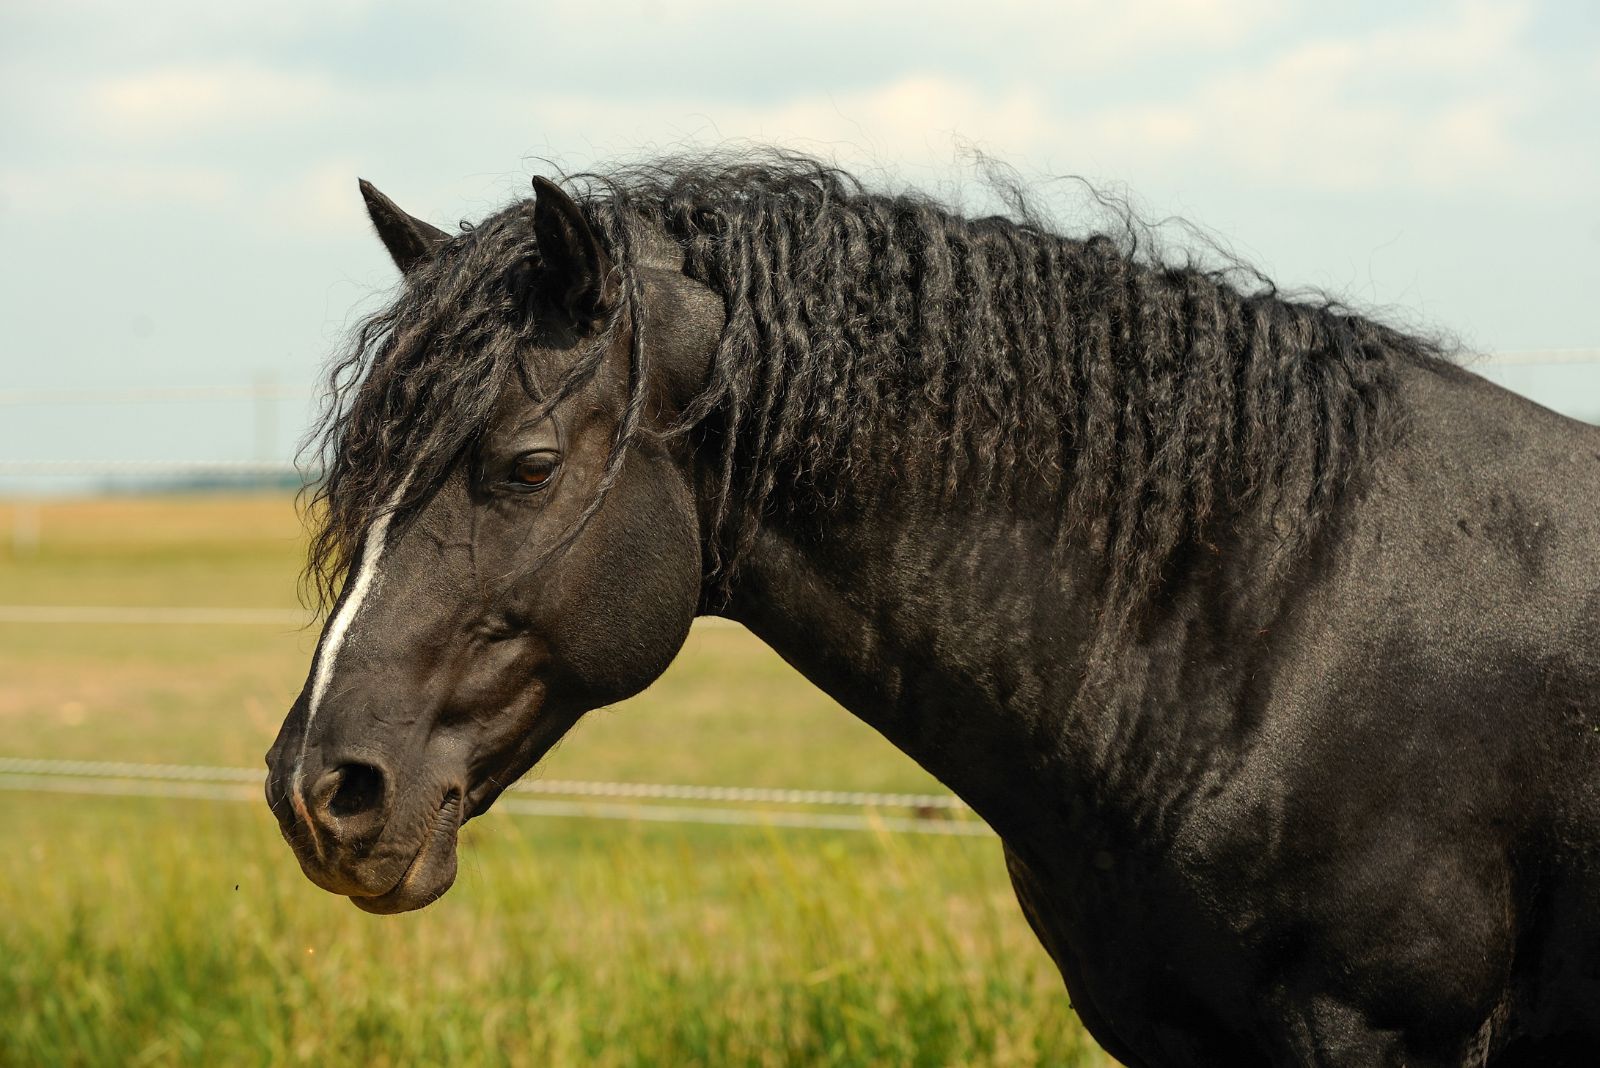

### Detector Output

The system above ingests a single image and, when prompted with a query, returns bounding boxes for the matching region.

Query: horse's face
[265,179,713,913]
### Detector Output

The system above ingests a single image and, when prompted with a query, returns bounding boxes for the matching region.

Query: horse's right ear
[358,179,449,275]
[530,176,616,325]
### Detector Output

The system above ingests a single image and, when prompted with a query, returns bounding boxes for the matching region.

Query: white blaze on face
[293,479,411,788]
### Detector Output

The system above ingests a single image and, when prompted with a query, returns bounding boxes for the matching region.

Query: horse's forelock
[300,200,650,616]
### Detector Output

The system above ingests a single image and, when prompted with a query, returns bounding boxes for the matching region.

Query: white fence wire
[0,460,302,476]
[0,606,310,625]
[0,756,969,811]
[0,605,740,629]
[0,758,985,837]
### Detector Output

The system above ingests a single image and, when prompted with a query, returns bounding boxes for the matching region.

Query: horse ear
[530,176,616,324]
[358,179,449,275]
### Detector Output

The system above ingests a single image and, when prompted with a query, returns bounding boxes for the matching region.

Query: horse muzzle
[264,737,466,913]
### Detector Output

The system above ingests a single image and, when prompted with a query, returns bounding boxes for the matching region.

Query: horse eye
[509,454,559,490]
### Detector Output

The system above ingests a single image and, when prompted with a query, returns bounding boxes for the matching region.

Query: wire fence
[0,605,310,626]
[0,757,968,810]
[0,460,303,476]
[0,605,740,629]
[0,758,986,837]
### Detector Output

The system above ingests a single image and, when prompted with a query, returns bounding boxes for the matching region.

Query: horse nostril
[327,762,387,820]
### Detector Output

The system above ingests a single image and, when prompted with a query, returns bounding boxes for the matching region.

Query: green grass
[0,495,1113,1066]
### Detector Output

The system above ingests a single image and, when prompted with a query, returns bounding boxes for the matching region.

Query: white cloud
[0,162,233,212]
[531,76,1057,177]
[8,0,1586,222]
[20,0,379,45]
[83,63,337,140]
[403,1,1563,199]
[533,0,1282,60]
[1041,0,1560,194]
[264,158,369,235]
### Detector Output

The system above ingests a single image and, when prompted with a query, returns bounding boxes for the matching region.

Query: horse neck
[710,465,1291,846]
[713,477,1106,840]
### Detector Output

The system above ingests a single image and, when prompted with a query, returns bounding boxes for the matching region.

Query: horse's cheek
[551,459,701,707]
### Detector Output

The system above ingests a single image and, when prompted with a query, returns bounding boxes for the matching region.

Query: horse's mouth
[349,790,463,915]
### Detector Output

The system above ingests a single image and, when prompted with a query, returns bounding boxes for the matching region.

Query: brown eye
[510,453,558,490]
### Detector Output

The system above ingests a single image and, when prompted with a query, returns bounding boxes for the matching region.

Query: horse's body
[738,360,1600,1064]
[266,158,1600,1064]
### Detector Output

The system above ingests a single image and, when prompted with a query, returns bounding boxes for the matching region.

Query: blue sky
[1,0,1596,480]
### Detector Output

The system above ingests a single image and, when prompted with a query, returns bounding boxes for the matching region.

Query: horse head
[264,177,718,913]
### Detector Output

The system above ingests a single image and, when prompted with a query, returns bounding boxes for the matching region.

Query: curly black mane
[304,152,1446,619]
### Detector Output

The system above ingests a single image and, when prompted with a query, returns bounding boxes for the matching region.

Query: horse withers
[265,157,1600,1065]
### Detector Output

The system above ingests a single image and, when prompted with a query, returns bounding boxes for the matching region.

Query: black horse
[265,154,1600,1065]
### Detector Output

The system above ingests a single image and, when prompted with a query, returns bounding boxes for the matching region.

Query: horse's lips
[349,792,463,915]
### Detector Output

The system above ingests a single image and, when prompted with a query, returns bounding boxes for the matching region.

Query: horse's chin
[349,792,463,915]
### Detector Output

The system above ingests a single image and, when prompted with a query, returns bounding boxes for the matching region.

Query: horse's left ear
[358,179,449,275]
[531,176,616,324]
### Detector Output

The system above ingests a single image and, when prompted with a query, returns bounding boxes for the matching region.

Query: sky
[1,0,1596,485]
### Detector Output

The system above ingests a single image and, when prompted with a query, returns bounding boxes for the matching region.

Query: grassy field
[0,495,1113,1066]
